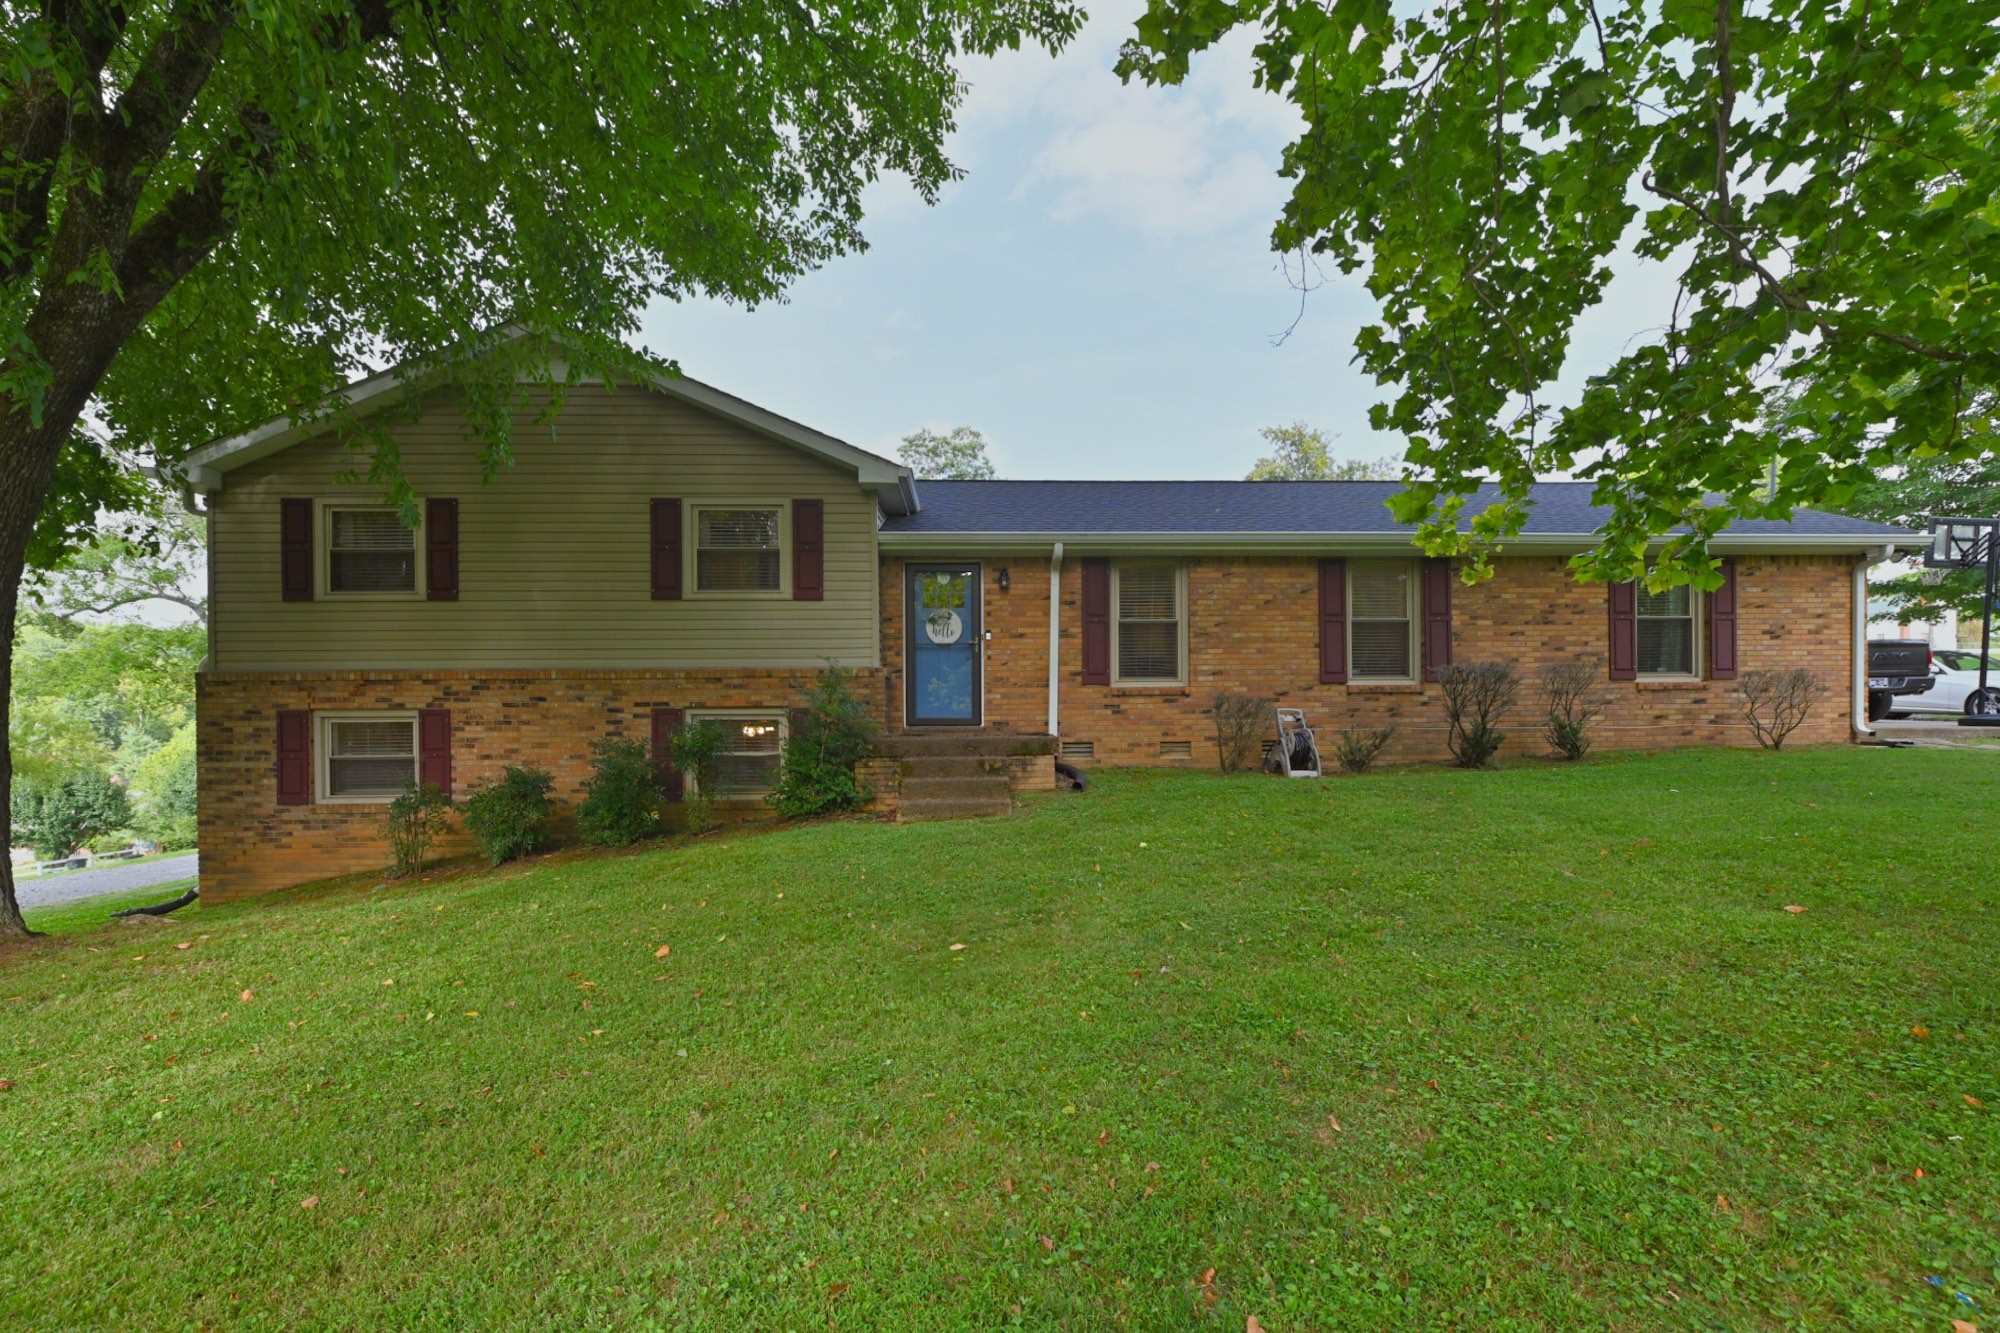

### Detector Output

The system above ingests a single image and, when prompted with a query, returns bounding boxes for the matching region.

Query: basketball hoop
[1926,515,2000,724]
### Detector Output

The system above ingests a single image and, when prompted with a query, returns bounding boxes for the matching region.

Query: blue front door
[907,565,982,726]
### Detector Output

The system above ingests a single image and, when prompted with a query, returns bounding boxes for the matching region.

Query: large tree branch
[100,0,236,187]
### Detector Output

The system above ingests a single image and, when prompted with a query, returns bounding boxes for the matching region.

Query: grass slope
[2,747,1996,1329]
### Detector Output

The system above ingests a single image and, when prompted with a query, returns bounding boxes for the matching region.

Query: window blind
[1116,565,1181,682]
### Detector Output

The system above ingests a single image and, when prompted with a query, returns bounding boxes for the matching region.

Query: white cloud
[956,2,1304,239]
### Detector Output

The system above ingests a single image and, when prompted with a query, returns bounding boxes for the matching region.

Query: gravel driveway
[16,853,199,910]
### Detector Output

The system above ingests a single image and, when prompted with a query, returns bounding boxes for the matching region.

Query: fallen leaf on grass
[238,989,254,1003]
[827,1283,850,1298]
[175,942,192,951]
[1782,905,1808,914]
[948,942,967,951]
[1196,1267,1219,1305]
[0,1079,13,1092]
[654,945,671,958]
[1966,1095,1984,1108]
[464,1011,479,1018]
[1951,1320,1976,1333]
[1039,1234,1055,1252]
[1715,1194,1730,1211]
[300,1196,318,1210]
[1247,1318,1267,1333]
[1912,1026,1931,1040]
[1327,1115,1342,1133]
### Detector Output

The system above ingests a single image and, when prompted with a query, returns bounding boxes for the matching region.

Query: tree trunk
[0,298,140,941]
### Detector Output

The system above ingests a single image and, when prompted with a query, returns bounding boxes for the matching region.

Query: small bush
[1539,657,1608,761]
[576,736,666,846]
[1738,668,1826,750]
[460,766,555,866]
[385,782,452,877]
[12,770,132,860]
[1332,725,1396,774]
[769,667,875,819]
[667,720,728,835]
[1211,692,1275,772]
[1439,660,1520,769]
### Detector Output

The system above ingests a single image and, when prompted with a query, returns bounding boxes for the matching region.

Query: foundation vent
[1059,740,1095,761]
[1159,740,1193,759]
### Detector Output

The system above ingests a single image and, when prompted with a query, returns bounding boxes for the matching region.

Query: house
[186,350,1919,900]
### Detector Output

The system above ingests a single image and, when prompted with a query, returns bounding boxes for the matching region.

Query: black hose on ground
[111,887,199,918]
[1054,761,1087,791]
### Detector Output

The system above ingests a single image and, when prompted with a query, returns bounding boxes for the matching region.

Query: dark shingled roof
[882,480,1912,539]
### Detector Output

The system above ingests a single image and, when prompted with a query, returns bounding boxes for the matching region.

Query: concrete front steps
[875,732,1058,822]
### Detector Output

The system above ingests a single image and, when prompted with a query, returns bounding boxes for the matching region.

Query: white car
[1904,648,2000,715]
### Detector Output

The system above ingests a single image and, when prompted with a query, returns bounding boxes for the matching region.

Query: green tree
[29,502,207,624]
[899,426,997,480]
[1245,422,1399,481]
[0,0,1081,938]
[1119,2,1999,586]
[13,770,131,861]
[131,721,198,849]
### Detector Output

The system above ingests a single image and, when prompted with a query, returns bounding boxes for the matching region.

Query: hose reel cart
[1273,707,1321,778]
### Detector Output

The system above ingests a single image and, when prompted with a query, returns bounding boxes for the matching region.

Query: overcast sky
[637,0,1672,481]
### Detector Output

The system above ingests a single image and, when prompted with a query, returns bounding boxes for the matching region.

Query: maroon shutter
[1080,558,1111,685]
[276,709,311,806]
[281,498,313,601]
[417,709,453,795]
[650,499,682,600]
[1608,582,1638,680]
[793,499,824,601]
[1421,557,1454,683]
[1708,559,1739,680]
[652,707,685,801]
[425,498,459,601]
[1318,558,1349,684]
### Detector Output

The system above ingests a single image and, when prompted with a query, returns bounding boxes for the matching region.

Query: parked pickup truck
[1867,639,1935,721]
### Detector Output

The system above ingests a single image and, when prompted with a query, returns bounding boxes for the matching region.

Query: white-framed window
[692,504,785,594]
[688,711,788,800]
[1637,585,1701,677]
[323,504,421,596]
[317,712,418,802]
[1113,563,1186,685]
[1349,560,1417,681]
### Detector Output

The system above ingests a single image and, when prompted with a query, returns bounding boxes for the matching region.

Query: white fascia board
[878,530,1925,556]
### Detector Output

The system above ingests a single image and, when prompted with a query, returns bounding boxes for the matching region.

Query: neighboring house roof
[179,331,920,516]
[878,480,1919,551]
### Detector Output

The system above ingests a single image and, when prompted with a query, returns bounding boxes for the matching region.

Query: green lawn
[20,878,200,937]
[3,747,1996,1329]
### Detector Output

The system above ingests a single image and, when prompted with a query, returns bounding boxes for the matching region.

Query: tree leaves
[1119,0,2000,587]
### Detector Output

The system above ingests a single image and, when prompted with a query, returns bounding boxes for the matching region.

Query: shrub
[131,722,199,849]
[575,735,667,846]
[1332,725,1396,774]
[1439,660,1520,769]
[667,720,728,835]
[1738,668,1826,750]
[1211,692,1275,772]
[769,667,875,818]
[1539,657,1608,761]
[384,782,452,877]
[460,766,555,865]
[12,770,131,860]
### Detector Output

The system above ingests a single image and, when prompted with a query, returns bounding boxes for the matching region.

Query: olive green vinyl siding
[208,386,882,670]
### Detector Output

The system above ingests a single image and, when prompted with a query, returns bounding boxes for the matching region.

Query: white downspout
[1048,542,1064,739]
[1852,546,1893,739]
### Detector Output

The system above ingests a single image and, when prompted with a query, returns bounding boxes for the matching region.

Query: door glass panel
[911,569,977,722]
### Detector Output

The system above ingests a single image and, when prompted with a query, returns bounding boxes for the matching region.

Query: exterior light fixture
[996,567,1010,591]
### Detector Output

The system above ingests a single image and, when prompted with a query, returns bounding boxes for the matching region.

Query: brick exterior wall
[196,669,869,902]
[200,553,1856,900]
[881,553,1859,764]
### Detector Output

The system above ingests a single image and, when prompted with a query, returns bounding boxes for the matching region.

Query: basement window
[689,711,787,800]
[318,713,418,801]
